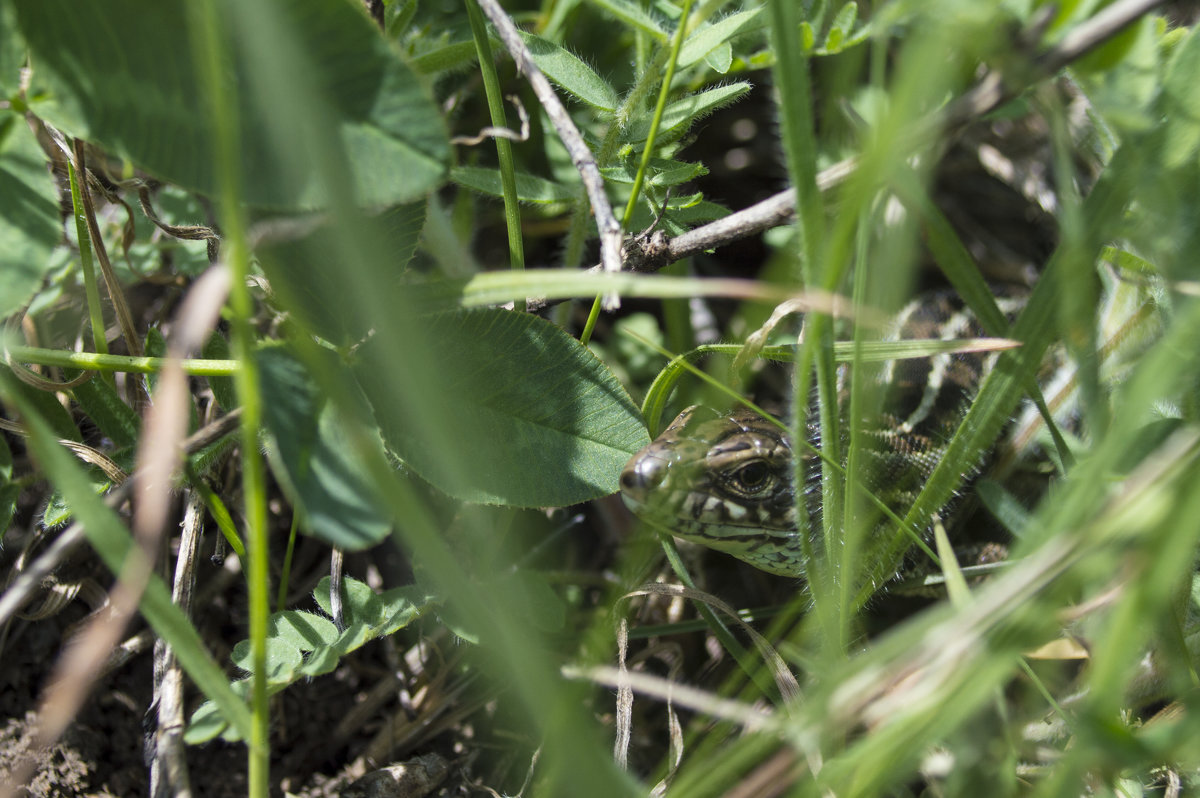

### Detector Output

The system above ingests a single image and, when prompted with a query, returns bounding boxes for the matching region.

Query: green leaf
[518,32,619,112]
[13,0,448,209]
[257,202,426,345]
[201,332,238,412]
[586,0,667,39]
[257,345,393,551]
[384,0,418,39]
[183,700,231,745]
[187,575,428,742]
[144,328,167,395]
[624,83,751,142]
[315,574,383,627]
[266,610,341,652]
[600,158,708,186]
[820,2,858,53]
[705,43,733,75]
[1160,24,1200,170]
[800,21,816,52]
[0,117,63,319]
[451,166,577,204]
[356,309,650,506]
[231,636,302,683]
[678,7,763,68]
[411,40,481,75]
[0,2,26,95]
[72,376,140,450]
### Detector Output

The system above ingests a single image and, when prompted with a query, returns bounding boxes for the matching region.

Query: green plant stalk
[560,37,667,271]
[466,0,526,312]
[619,0,695,231]
[276,512,299,613]
[9,345,238,376]
[763,0,837,642]
[185,2,271,793]
[580,0,697,345]
[190,471,247,559]
[66,157,109,358]
[840,216,873,646]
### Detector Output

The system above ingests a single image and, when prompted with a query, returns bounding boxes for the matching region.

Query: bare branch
[528,0,1166,310]
[471,0,624,294]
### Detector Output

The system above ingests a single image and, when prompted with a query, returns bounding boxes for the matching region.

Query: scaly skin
[620,291,1028,577]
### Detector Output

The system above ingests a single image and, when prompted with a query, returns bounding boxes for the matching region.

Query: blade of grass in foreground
[0,366,253,741]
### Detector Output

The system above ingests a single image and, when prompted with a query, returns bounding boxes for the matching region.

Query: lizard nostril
[621,456,667,496]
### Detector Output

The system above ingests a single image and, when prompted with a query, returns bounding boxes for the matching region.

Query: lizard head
[620,406,805,576]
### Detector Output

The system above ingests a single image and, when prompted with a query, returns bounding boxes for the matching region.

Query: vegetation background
[1,0,1199,796]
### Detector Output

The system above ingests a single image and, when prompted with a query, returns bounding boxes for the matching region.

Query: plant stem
[66,156,108,358]
[185,2,271,794]
[8,345,238,376]
[582,0,697,344]
[466,0,526,311]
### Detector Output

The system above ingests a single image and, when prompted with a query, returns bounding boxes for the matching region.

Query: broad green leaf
[678,7,764,68]
[315,574,383,627]
[257,202,426,345]
[267,610,341,652]
[313,577,426,635]
[0,118,62,319]
[519,32,619,112]
[624,83,751,142]
[13,0,448,209]
[0,2,25,94]
[356,309,650,506]
[411,41,480,75]
[231,636,302,683]
[451,166,577,204]
[437,570,565,643]
[187,576,428,742]
[257,345,392,550]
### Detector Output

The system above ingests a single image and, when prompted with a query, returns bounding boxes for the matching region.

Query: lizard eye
[729,460,773,495]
